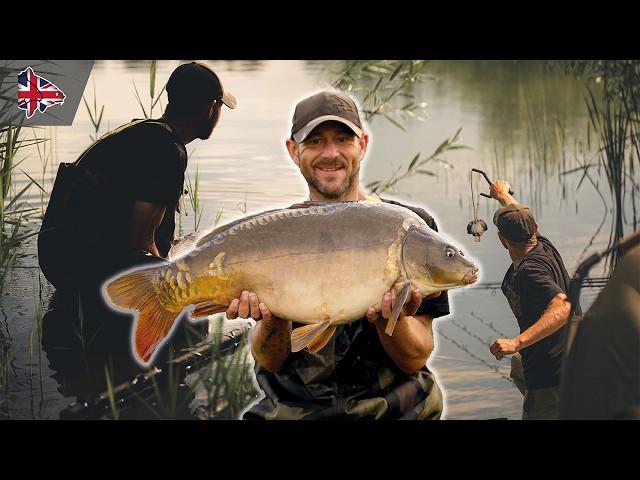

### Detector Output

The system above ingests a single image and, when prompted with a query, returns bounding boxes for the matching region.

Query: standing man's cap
[166,62,236,109]
[493,203,537,242]
[291,91,363,142]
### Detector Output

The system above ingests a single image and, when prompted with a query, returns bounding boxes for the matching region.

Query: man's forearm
[374,314,434,374]
[250,316,292,373]
[496,192,517,207]
[516,294,571,350]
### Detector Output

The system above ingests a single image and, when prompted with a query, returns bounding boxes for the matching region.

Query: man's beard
[197,118,216,140]
[304,165,358,199]
[197,109,219,140]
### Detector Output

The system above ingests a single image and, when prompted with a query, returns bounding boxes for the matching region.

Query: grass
[104,362,120,420]
[133,60,165,119]
[330,60,470,197]
[0,347,13,419]
[366,128,469,196]
[85,317,257,420]
[331,60,431,128]
[185,162,204,232]
[82,76,106,143]
[24,276,47,418]
[192,316,258,419]
[138,318,256,420]
[559,61,640,273]
[0,129,44,294]
[560,133,610,267]
[585,88,631,274]
[1,64,49,293]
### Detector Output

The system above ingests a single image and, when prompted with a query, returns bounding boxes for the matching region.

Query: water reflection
[41,287,208,419]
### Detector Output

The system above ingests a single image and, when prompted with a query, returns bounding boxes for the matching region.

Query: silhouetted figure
[38,62,235,365]
[559,244,640,419]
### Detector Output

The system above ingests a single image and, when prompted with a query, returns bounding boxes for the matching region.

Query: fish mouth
[462,266,479,285]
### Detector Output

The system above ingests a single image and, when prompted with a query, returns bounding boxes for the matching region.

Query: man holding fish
[230,91,463,419]
[105,90,479,419]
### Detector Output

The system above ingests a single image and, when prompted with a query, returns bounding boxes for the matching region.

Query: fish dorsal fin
[194,209,282,249]
[287,201,329,209]
[291,320,334,353]
[385,281,412,336]
[192,203,338,250]
[168,230,202,261]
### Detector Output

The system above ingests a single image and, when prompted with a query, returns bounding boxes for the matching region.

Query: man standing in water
[488,180,578,419]
[228,90,450,419]
[38,62,236,352]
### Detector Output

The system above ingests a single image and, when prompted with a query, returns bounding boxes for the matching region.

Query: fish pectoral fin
[307,325,337,353]
[291,320,334,353]
[190,301,227,319]
[385,281,412,336]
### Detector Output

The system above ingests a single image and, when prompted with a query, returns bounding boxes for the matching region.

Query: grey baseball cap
[291,91,363,142]
[493,203,537,242]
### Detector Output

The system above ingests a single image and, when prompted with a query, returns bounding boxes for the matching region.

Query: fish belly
[239,245,394,325]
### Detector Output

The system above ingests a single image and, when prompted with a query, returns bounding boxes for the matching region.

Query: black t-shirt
[501,235,579,389]
[72,119,187,256]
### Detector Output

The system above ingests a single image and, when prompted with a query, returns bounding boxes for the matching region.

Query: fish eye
[445,248,455,258]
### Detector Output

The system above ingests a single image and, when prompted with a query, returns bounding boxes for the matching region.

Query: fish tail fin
[104,267,180,365]
[291,320,335,353]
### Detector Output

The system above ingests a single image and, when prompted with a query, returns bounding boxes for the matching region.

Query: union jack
[17,67,66,119]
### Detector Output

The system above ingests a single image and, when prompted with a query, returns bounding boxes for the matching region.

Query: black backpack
[38,119,169,287]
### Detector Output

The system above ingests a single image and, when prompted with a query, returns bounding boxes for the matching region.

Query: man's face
[196,100,222,140]
[286,121,368,200]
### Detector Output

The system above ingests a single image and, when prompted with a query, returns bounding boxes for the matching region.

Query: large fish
[104,201,479,365]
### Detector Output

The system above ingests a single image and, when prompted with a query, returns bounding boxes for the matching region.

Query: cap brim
[221,91,237,109]
[292,115,363,143]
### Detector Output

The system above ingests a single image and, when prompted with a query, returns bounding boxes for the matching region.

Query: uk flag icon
[17,67,66,119]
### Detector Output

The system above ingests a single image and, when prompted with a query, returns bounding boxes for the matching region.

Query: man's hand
[234,291,290,373]
[227,290,272,321]
[366,288,441,323]
[365,287,440,374]
[489,338,521,360]
[489,180,516,207]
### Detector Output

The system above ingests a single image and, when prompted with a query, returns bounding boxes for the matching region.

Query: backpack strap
[74,119,175,166]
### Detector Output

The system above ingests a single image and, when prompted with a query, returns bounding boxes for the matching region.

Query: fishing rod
[60,320,252,419]
[474,277,610,290]
[564,229,640,354]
